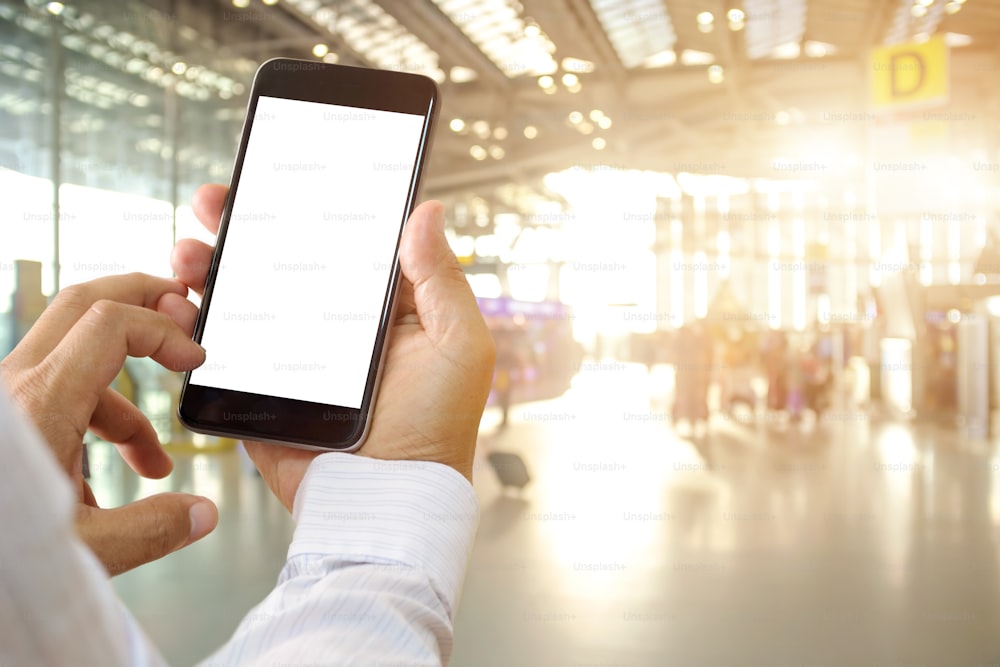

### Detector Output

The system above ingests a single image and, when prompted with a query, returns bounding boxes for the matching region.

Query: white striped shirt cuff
[289,453,479,618]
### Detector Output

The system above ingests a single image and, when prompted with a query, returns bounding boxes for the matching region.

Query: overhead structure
[0,0,997,201]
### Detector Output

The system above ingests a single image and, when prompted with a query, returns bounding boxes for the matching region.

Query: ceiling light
[493,126,508,140]
[804,41,828,57]
[543,86,557,95]
[568,111,583,124]
[726,8,744,22]
[450,118,466,132]
[589,109,603,121]
[171,62,187,75]
[312,43,329,58]
[916,0,934,6]
[537,75,554,89]
[525,24,540,38]
[45,2,65,15]
[472,120,491,138]
[263,0,279,4]
[523,125,538,139]
[597,116,612,129]
[323,53,339,64]
[771,42,802,59]
[592,137,606,150]
[644,50,677,68]
[708,65,724,84]
[488,145,505,160]
[561,73,578,87]
[450,66,477,83]
[578,122,594,135]
[697,11,714,33]
[943,32,972,46]
[681,49,715,66]
[945,1,962,13]
[232,0,249,7]
[911,4,928,17]
[470,145,487,160]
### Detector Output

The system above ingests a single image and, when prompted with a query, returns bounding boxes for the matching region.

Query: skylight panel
[432,0,558,77]
[286,0,445,81]
[588,0,676,68]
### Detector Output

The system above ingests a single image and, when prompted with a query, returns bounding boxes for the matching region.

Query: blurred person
[762,329,789,414]
[936,329,957,413]
[493,328,519,429]
[719,327,757,415]
[785,337,806,422]
[671,321,713,436]
[0,185,495,666]
[801,339,833,420]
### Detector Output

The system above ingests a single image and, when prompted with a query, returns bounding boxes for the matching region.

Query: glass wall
[0,0,258,338]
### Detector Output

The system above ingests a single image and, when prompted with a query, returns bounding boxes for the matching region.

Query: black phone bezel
[178,58,439,451]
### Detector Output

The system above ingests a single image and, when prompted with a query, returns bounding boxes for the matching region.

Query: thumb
[399,201,486,349]
[76,494,218,576]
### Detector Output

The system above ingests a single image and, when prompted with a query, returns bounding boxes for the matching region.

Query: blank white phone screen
[189,96,426,409]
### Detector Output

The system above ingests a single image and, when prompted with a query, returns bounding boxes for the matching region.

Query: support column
[48,15,64,294]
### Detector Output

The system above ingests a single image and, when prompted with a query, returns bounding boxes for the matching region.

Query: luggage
[488,451,531,490]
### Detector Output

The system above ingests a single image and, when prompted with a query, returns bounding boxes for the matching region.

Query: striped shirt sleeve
[198,453,479,667]
[0,389,168,667]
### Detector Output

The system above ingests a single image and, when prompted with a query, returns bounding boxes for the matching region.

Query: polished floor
[103,362,1000,666]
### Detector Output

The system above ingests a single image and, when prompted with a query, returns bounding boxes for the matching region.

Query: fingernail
[189,499,215,541]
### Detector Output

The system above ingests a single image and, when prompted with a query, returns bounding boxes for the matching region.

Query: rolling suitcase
[488,451,531,490]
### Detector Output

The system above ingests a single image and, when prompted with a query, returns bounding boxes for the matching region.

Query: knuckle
[86,299,126,324]
[124,272,152,288]
[53,282,91,311]
[149,508,183,555]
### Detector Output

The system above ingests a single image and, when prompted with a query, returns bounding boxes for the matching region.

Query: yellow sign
[870,35,948,110]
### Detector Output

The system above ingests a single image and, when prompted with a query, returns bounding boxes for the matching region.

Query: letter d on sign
[889,52,925,99]
[870,34,948,111]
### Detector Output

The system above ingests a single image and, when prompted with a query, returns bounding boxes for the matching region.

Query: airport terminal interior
[3,0,1000,664]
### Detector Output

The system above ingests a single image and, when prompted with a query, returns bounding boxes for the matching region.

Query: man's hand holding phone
[172,185,495,510]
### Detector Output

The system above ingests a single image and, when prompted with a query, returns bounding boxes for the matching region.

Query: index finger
[35,300,205,452]
[7,273,187,369]
[192,183,228,235]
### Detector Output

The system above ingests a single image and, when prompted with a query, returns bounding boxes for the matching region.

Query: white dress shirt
[0,390,478,666]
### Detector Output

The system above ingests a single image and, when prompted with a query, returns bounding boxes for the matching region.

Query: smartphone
[178,58,439,451]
